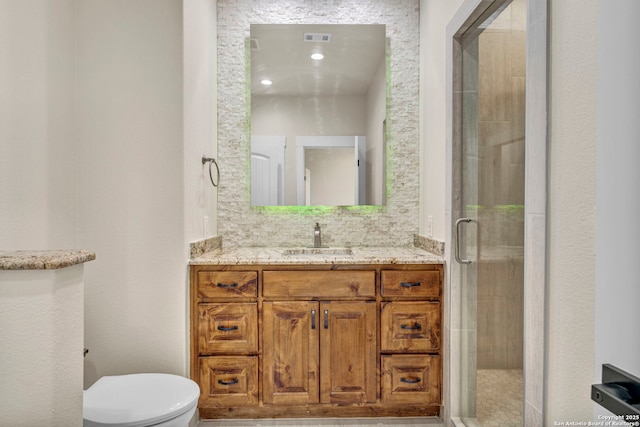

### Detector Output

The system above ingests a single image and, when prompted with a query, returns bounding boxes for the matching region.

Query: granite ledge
[0,250,96,270]
[190,246,444,266]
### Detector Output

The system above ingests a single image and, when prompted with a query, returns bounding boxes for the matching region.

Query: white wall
[184,0,218,241]
[0,266,84,426]
[0,0,76,249]
[594,0,640,417]
[420,0,463,241]
[76,0,187,386]
[546,0,598,421]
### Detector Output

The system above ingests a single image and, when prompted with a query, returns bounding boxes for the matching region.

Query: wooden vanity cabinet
[190,263,442,419]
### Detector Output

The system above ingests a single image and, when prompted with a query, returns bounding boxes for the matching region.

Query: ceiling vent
[303,33,332,43]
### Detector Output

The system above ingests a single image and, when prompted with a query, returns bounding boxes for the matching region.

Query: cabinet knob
[400,377,421,384]
[217,325,239,331]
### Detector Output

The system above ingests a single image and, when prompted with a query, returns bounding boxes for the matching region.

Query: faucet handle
[313,223,322,247]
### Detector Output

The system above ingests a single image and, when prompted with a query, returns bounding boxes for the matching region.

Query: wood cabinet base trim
[198,405,440,419]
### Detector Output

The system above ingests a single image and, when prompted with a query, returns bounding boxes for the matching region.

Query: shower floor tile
[476,369,523,427]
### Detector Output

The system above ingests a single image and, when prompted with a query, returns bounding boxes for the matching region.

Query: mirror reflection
[250,24,387,206]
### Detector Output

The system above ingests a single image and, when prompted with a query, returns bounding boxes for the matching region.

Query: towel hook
[202,156,220,188]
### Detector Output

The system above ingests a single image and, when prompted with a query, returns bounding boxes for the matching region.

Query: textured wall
[0,0,77,250]
[217,0,420,248]
[77,0,187,387]
[546,0,597,422]
[0,266,84,426]
[595,0,640,419]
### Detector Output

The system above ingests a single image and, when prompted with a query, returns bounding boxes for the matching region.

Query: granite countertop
[190,246,444,265]
[0,250,96,270]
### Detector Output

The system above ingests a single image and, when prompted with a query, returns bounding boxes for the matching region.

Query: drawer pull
[216,282,238,288]
[400,377,421,384]
[400,323,422,331]
[217,325,239,332]
[217,378,239,386]
[311,309,316,330]
[324,309,329,329]
[400,281,422,288]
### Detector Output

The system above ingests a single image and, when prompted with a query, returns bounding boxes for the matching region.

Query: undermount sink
[282,248,354,256]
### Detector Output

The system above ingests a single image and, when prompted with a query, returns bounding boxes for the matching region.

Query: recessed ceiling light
[310,53,325,60]
[261,79,272,86]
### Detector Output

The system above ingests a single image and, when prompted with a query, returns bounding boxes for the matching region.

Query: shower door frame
[444,0,548,425]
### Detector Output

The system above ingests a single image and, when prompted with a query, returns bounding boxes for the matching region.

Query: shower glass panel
[457,0,526,425]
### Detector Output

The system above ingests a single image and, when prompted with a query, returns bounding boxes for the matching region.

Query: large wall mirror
[217,0,419,248]
[250,24,387,206]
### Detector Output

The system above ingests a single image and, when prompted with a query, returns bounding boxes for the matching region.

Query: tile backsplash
[216,0,421,248]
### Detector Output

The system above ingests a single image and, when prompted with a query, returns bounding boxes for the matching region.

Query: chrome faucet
[313,222,322,248]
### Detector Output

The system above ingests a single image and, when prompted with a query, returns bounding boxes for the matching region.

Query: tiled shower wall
[475,2,526,370]
[216,0,420,248]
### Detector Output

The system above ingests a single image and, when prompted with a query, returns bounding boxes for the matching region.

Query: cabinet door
[263,302,320,405]
[319,301,377,404]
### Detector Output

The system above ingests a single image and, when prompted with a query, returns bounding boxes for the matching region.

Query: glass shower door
[455,0,526,425]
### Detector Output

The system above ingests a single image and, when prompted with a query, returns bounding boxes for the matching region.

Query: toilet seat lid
[83,373,200,427]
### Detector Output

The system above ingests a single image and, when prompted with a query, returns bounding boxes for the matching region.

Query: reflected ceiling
[250,24,386,97]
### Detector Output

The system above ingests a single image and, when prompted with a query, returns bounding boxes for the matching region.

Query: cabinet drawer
[198,303,257,354]
[199,356,258,406]
[381,270,440,298]
[381,355,441,405]
[263,270,375,299]
[197,271,257,299]
[381,302,440,352]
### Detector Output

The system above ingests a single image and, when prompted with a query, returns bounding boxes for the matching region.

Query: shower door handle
[455,217,473,265]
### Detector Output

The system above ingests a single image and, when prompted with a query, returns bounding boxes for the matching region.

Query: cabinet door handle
[311,309,316,330]
[324,309,329,329]
[401,323,422,330]
[400,377,421,384]
[216,282,238,288]
[217,378,239,386]
[217,325,239,331]
[400,281,422,288]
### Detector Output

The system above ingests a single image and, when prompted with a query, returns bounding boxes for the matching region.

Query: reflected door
[296,136,366,206]
[455,0,526,425]
[251,136,286,206]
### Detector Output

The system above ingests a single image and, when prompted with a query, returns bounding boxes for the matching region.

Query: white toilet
[83,373,200,427]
